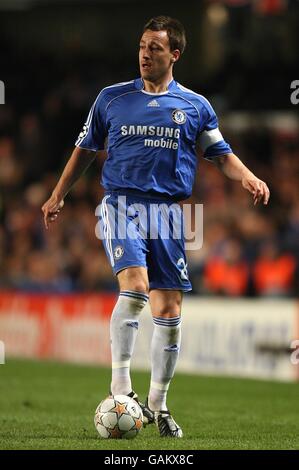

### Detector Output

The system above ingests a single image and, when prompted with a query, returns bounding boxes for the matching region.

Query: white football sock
[149,316,181,412]
[110,290,148,396]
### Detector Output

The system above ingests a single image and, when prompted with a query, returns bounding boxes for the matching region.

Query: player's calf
[110,290,149,396]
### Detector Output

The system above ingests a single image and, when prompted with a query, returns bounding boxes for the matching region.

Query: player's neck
[143,76,173,94]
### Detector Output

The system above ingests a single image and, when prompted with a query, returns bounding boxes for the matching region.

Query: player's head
[139,16,186,82]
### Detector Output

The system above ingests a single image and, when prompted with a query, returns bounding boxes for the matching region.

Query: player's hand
[242,174,270,206]
[41,195,64,229]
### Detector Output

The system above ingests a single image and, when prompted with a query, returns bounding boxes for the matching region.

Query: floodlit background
[0,0,299,379]
[0,0,299,451]
[1,0,299,296]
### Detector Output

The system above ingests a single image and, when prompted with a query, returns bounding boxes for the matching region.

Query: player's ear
[171,50,180,64]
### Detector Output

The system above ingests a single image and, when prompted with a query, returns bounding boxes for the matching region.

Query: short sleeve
[198,99,232,161]
[75,91,107,151]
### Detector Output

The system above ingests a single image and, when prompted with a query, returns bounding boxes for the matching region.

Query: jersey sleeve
[75,91,107,151]
[197,99,232,161]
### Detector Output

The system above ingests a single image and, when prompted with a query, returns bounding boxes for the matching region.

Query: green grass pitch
[0,358,298,450]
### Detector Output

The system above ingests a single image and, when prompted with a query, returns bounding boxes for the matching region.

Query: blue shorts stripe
[101,195,114,267]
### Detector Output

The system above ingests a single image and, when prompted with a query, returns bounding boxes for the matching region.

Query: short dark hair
[143,16,186,54]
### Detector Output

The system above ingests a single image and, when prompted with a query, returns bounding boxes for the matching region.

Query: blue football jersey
[76,78,232,200]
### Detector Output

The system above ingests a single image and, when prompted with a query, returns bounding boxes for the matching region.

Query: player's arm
[41,147,96,229]
[42,89,108,229]
[197,99,270,206]
[213,152,270,206]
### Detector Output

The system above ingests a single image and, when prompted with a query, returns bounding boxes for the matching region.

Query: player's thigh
[149,289,182,318]
[147,236,192,293]
[99,193,148,285]
[117,266,149,293]
[147,202,192,293]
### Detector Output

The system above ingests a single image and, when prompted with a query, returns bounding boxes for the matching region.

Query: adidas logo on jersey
[147,99,160,107]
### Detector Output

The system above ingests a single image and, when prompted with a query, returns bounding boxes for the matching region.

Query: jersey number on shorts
[177,258,189,281]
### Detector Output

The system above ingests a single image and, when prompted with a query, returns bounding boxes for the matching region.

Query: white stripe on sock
[150,381,170,391]
[112,360,131,369]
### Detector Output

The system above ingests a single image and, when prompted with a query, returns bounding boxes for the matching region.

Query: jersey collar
[134,77,177,94]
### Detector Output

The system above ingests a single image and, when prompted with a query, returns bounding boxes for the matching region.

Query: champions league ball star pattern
[94,394,143,439]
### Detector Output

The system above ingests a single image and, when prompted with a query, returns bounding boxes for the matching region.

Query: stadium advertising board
[0,293,298,381]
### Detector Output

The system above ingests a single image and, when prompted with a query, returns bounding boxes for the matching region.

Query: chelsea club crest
[172,109,186,125]
[114,245,124,260]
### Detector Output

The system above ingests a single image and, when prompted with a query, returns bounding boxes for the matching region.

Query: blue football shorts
[97,190,192,292]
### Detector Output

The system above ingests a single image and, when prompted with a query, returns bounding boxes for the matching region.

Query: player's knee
[129,281,149,295]
[119,279,149,295]
[155,300,182,318]
[118,268,149,294]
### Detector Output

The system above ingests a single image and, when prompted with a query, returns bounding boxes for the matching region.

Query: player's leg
[110,266,155,425]
[98,193,149,396]
[148,289,182,412]
[110,266,149,396]
[146,201,191,436]
[147,289,184,437]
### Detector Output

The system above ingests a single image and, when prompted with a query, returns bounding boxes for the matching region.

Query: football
[94,394,143,439]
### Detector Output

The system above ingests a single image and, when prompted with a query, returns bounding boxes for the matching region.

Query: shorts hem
[114,264,148,276]
[149,285,192,293]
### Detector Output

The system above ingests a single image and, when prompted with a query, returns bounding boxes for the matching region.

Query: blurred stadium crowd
[0,0,298,297]
[0,74,298,297]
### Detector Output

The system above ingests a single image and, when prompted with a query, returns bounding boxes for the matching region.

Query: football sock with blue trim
[110,290,148,395]
[149,316,181,411]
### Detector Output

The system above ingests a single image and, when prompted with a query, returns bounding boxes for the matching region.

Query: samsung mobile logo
[121,125,180,139]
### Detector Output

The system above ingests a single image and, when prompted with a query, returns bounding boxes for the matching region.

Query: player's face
[139,30,177,82]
